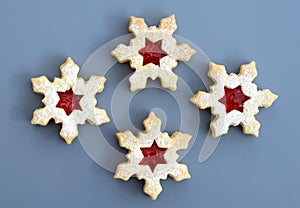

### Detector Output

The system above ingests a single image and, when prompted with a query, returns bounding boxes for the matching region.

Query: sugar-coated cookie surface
[31,57,110,144]
[114,112,191,200]
[190,61,278,137]
[111,15,195,91]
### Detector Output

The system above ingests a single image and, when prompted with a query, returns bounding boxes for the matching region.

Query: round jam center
[139,141,167,172]
[218,85,250,113]
[138,39,167,66]
[56,89,83,116]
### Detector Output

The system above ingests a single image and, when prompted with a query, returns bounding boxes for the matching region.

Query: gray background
[0,0,299,207]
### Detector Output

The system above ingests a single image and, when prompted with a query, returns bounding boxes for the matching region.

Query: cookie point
[129,15,136,24]
[116,132,125,141]
[169,86,177,91]
[211,133,219,138]
[65,139,73,145]
[249,61,256,67]
[30,119,37,125]
[190,47,196,55]
[130,86,137,92]
[129,15,147,30]
[130,15,137,20]
[148,112,157,119]
[209,62,218,69]
[185,172,191,179]
[189,96,197,104]
[111,49,117,57]
[273,92,279,100]
[150,195,158,200]
[271,92,279,103]
[65,57,74,64]
[250,130,259,138]
[168,14,176,20]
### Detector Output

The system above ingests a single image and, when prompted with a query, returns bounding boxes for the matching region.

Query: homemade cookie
[114,112,191,200]
[111,15,195,91]
[31,57,110,144]
[190,61,278,137]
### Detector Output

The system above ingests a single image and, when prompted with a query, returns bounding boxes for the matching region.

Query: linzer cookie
[111,15,195,91]
[114,112,191,200]
[31,57,110,144]
[190,61,278,137]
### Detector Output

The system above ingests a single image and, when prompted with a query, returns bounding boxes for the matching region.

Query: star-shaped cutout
[218,86,250,113]
[56,89,83,116]
[138,39,167,66]
[31,57,110,144]
[111,15,195,91]
[139,140,167,172]
[190,62,278,137]
[114,112,191,200]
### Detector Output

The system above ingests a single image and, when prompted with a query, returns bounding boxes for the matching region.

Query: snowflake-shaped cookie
[114,112,191,200]
[190,61,278,137]
[111,15,195,91]
[31,57,110,144]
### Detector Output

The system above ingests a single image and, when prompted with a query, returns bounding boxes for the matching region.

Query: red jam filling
[56,89,83,116]
[138,38,167,66]
[139,141,167,172]
[218,86,250,113]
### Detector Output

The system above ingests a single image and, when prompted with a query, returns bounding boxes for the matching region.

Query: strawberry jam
[56,89,83,116]
[139,141,167,172]
[138,39,167,66]
[218,86,250,113]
